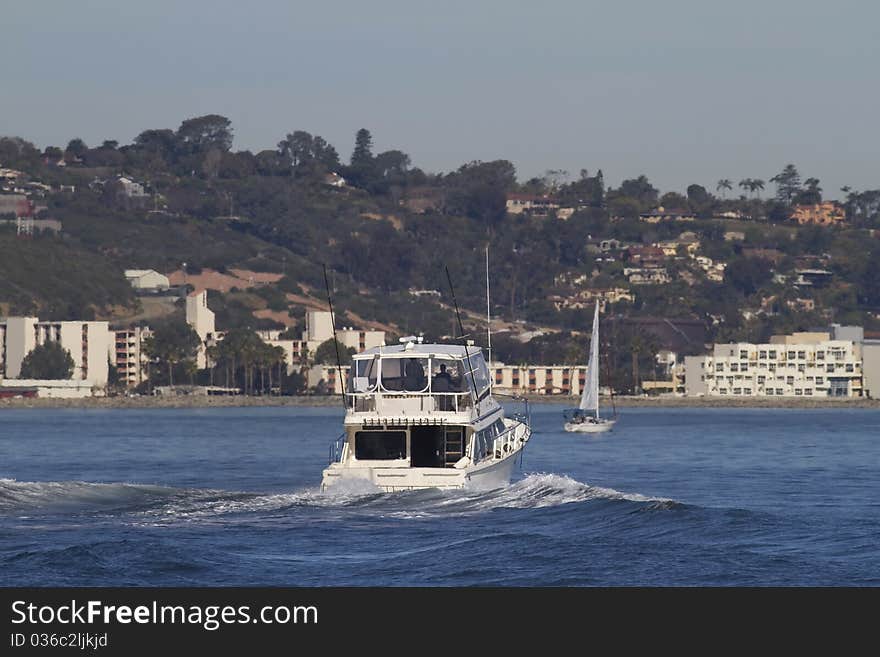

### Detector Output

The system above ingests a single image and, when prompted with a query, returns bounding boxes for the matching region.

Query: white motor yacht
[321,338,531,492]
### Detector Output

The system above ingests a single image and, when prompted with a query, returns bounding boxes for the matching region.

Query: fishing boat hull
[564,418,616,433]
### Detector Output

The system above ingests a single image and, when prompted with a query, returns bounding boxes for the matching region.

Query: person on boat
[404,358,426,391]
[432,363,452,390]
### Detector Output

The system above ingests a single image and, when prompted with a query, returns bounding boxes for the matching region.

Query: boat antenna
[485,246,492,382]
[322,263,346,406]
[445,265,480,399]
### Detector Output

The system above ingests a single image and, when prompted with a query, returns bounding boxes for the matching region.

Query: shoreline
[1,393,878,410]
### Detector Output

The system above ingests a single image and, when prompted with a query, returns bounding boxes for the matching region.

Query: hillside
[1,121,879,376]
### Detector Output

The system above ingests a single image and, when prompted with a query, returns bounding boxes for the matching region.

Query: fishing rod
[322,263,347,407]
[445,265,481,400]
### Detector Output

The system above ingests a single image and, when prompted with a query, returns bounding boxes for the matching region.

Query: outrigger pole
[322,263,347,407]
[445,266,480,399]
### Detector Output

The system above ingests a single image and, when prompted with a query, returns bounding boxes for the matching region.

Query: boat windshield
[380,357,429,392]
[348,356,378,392]
[348,352,491,398]
[429,359,466,393]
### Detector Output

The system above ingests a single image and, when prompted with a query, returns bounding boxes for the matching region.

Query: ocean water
[0,404,877,586]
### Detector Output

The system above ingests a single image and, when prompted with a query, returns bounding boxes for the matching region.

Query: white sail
[579,302,600,417]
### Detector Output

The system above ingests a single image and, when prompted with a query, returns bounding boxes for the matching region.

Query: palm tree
[751,179,765,198]
[738,179,752,197]
[716,179,733,198]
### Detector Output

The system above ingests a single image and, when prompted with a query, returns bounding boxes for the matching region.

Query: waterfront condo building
[685,332,863,398]
[0,317,111,386]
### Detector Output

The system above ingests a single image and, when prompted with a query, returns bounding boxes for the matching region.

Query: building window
[805,388,813,396]
[716,363,724,372]
[768,350,776,359]
[788,351,795,359]
[776,388,784,395]
[816,377,824,385]
[797,351,806,359]
[786,376,794,385]
[733,388,742,395]
[846,364,854,372]
[730,363,739,372]
[757,376,765,384]
[744,388,752,395]
[795,389,802,396]
[768,364,776,372]
[817,351,824,360]
[739,350,748,359]
[741,363,748,372]
[759,350,767,359]
[826,364,834,372]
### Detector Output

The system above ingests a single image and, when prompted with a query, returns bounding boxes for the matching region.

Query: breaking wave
[0,474,681,522]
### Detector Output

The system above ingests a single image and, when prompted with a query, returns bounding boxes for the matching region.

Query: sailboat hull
[564,419,616,433]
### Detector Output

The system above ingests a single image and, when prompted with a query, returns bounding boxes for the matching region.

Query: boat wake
[0,474,681,523]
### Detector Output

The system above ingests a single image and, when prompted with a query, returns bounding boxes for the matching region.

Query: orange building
[790,202,845,226]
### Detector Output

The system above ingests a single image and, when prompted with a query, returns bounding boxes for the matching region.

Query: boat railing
[491,421,529,460]
[328,433,346,464]
[345,391,473,414]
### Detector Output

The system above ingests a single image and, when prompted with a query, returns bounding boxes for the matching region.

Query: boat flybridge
[321,337,531,492]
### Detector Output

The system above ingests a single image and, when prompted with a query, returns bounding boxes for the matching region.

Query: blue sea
[0,404,877,586]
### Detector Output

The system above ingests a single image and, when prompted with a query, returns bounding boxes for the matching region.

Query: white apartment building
[0,317,111,386]
[114,326,151,387]
[186,290,216,369]
[299,311,385,361]
[685,334,863,398]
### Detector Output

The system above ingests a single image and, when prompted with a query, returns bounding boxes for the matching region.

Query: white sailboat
[564,302,616,433]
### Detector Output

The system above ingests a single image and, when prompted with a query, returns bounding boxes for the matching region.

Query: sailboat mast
[592,302,600,419]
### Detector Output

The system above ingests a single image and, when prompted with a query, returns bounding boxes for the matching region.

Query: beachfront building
[186,290,216,369]
[0,317,112,387]
[297,311,385,361]
[684,330,864,398]
[863,335,880,399]
[113,326,152,387]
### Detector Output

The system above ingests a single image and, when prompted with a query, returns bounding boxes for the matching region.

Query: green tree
[43,146,64,161]
[716,179,733,198]
[770,164,802,205]
[724,257,773,296]
[794,177,822,205]
[65,138,88,160]
[19,342,75,379]
[350,128,374,167]
[143,317,201,386]
[615,175,658,207]
[314,338,356,366]
[176,114,233,154]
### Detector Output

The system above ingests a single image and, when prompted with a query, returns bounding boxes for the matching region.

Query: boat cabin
[335,341,512,469]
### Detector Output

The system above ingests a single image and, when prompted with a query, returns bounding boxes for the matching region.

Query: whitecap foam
[0,474,678,522]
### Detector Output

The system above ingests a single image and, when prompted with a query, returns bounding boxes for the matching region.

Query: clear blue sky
[2,0,877,196]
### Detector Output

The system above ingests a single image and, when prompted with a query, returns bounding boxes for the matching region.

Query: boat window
[354,431,406,460]
[349,357,378,392]
[402,357,429,391]
[467,352,491,399]
[430,359,465,393]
